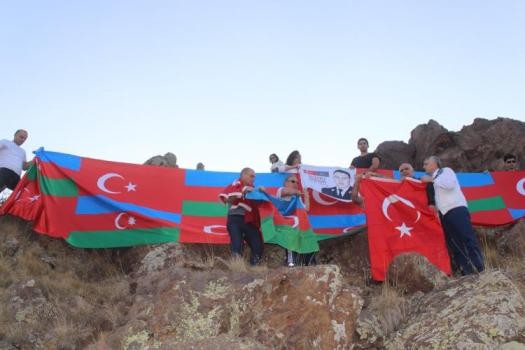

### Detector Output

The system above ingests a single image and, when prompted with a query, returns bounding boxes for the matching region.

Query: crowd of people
[0,129,521,280]
[222,137,521,279]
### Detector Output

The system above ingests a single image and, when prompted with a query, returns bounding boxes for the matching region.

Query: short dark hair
[504,154,516,162]
[357,138,368,145]
[333,169,351,178]
[14,129,26,136]
[269,153,279,161]
[286,150,301,166]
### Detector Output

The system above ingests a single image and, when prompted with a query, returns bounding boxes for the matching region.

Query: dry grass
[367,282,408,334]
[218,256,249,272]
[200,245,219,269]
[479,234,505,270]
[0,216,131,348]
[249,264,269,273]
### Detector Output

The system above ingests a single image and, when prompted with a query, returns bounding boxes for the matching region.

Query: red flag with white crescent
[360,177,451,281]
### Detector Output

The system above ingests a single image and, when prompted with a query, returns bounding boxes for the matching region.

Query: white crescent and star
[15,189,40,203]
[517,178,525,196]
[283,215,299,228]
[29,195,40,203]
[203,225,229,235]
[97,173,137,194]
[396,222,413,238]
[114,212,136,230]
[381,194,421,223]
[312,190,338,206]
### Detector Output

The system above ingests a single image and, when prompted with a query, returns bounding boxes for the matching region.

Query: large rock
[375,141,416,170]
[385,270,525,349]
[409,119,449,169]
[377,117,525,171]
[317,231,370,286]
[144,152,179,167]
[103,247,364,350]
[387,253,448,294]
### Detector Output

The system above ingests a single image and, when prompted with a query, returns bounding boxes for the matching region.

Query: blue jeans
[226,215,263,265]
[440,206,484,275]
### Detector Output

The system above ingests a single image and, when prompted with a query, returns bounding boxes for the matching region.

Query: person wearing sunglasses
[261,174,312,267]
[503,154,519,171]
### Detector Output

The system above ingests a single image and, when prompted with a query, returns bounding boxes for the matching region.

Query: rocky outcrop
[375,117,525,171]
[376,141,416,170]
[317,230,371,285]
[100,245,364,350]
[387,253,448,294]
[144,152,179,167]
[356,271,525,349]
[497,220,525,258]
[386,270,525,349]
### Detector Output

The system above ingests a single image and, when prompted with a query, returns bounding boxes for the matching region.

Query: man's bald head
[240,167,255,186]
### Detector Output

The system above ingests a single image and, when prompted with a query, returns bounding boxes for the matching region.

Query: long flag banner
[1,149,524,251]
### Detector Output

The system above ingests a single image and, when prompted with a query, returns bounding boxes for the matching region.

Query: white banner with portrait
[299,165,356,202]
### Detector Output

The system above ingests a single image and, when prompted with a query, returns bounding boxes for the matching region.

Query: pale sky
[1,1,524,172]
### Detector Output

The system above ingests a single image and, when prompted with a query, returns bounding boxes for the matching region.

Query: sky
[1,0,524,172]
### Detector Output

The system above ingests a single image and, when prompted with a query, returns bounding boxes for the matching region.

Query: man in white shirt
[0,129,32,191]
[421,156,484,275]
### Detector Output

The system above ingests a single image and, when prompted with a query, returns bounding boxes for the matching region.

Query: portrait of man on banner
[300,165,356,202]
[321,169,353,200]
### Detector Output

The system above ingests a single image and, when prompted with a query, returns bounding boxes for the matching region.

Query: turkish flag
[0,167,43,221]
[360,177,451,281]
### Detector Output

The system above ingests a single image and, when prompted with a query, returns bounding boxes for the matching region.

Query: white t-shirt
[270,160,284,173]
[432,167,468,215]
[0,139,27,175]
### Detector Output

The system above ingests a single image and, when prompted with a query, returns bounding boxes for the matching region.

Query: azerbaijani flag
[1,149,523,250]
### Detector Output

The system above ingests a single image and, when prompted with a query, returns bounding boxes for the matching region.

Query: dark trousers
[440,206,484,275]
[0,168,21,191]
[226,215,263,265]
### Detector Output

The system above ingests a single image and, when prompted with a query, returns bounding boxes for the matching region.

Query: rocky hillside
[376,117,524,171]
[1,215,525,349]
[0,117,524,349]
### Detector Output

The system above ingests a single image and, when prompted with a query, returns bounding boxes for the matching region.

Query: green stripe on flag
[260,217,320,254]
[182,201,227,217]
[467,196,506,213]
[66,227,180,248]
[26,164,37,180]
[314,226,367,241]
[39,176,78,197]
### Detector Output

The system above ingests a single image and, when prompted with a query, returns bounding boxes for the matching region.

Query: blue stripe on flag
[247,190,302,216]
[456,172,494,187]
[76,195,181,223]
[509,208,525,220]
[185,170,288,187]
[392,171,426,180]
[34,148,82,171]
[308,214,366,229]
[392,170,494,188]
